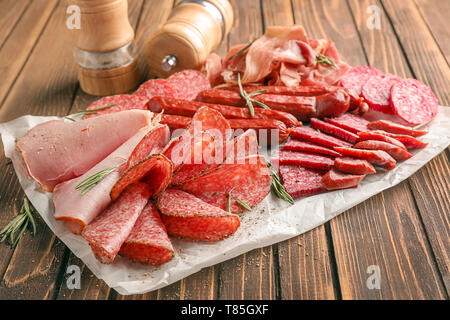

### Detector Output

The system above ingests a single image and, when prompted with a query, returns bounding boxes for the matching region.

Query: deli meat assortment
[7,25,441,269]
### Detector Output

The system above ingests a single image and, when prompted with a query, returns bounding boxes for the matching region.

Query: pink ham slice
[53,126,154,234]
[16,110,153,192]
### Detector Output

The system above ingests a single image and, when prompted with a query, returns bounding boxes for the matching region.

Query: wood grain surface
[0,0,448,300]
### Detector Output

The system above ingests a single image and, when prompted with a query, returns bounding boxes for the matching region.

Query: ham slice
[53,126,154,234]
[16,110,153,192]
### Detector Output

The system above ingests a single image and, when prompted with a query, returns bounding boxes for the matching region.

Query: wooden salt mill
[72,0,140,96]
[145,0,234,78]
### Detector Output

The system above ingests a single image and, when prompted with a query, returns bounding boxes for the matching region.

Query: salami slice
[324,113,370,134]
[321,168,366,190]
[179,155,271,214]
[361,74,400,114]
[340,66,383,98]
[279,165,325,199]
[160,114,192,131]
[157,189,240,241]
[167,70,211,100]
[134,79,176,100]
[119,202,174,265]
[282,139,342,158]
[357,131,407,150]
[334,147,396,170]
[290,127,352,149]
[310,118,359,144]
[367,120,427,137]
[271,150,334,171]
[84,95,150,119]
[334,157,376,175]
[370,130,428,150]
[353,140,413,161]
[82,182,151,264]
[390,78,439,125]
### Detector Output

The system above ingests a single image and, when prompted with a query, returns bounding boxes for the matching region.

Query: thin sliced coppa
[279,165,325,199]
[157,189,240,241]
[167,69,211,101]
[324,113,370,134]
[367,120,427,137]
[310,118,359,144]
[334,147,396,170]
[134,79,176,100]
[340,66,383,97]
[84,95,150,119]
[357,131,407,150]
[361,74,400,114]
[321,168,366,190]
[353,140,412,161]
[390,78,438,125]
[334,157,376,175]
[282,139,341,158]
[271,150,334,171]
[179,155,271,214]
[119,202,174,265]
[370,130,428,150]
[290,126,351,149]
[82,182,151,264]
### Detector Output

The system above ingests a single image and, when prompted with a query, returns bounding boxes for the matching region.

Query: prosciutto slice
[53,126,154,234]
[16,110,153,192]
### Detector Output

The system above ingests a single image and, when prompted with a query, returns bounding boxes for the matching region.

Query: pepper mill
[145,0,234,78]
[72,0,140,96]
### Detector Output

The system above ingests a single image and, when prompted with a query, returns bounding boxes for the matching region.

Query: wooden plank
[414,0,450,65]
[0,0,30,48]
[0,0,58,107]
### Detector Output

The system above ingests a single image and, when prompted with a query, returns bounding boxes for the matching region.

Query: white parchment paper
[1,107,449,295]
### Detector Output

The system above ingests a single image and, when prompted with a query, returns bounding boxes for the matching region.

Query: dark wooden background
[0,0,448,300]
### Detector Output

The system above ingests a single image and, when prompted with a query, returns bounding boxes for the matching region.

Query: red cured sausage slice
[82,182,151,264]
[370,130,428,150]
[324,113,370,134]
[271,151,334,171]
[84,95,150,119]
[282,139,342,158]
[321,168,366,190]
[390,78,439,125]
[119,202,174,265]
[353,140,413,161]
[279,165,325,199]
[314,89,351,118]
[291,127,352,149]
[361,74,400,114]
[160,114,191,131]
[340,66,383,98]
[134,79,176,100]
[228,118,291,144]
[334,147,396,170]
[357,131,407,150]
[167,70,211,101]
[367,120,427,137]
[179,155,271,214]
[310,118,359,144]
[334,157,376,175]
[157,189,240,241]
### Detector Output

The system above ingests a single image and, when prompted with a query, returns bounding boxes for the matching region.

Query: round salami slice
[84,95,150,119]
[390,78,438,125]
[134,79,176,100]
[157,189,240,241]
[340,66,383,98]
[168,70,211,101]
[361,74,401,114]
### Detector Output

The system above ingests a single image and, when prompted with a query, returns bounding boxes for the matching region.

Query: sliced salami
[157,189,240,241]
[340,66,383,98]
[84,95,150,119]
[179,155,271,214]
[390,78,438,125]
[119,202,174,265]
[279,165,325,199]
[370,130,428,150]
[367,120,427,137]
[357,131,407,150]
[324,113,370,134]
[290,127,352,149]
[82,182,151,264]
[310,118,359,144]
[160,114,192,131]
[321,168,366,190]
[134,79,176,100]
[282,139,342,158]
[361,74,401,114]
[353,140,413,161]
[271,150,334,171]
[334,157,376,175]
[334,147,396,170]
[167,70,211,101]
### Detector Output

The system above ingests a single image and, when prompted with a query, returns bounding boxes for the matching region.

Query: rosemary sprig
[65,103,117,122]
[237,74,270,117]
[0,198,37,248]
[235,199,252,212]
[268,162,294,205]
[316,53,337,69]
[413,118,433,130]
[227,40,255,61]
[75,166,117,195]
[226,192,232,213]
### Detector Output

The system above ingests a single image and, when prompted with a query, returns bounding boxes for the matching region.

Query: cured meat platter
[1,25,449,295]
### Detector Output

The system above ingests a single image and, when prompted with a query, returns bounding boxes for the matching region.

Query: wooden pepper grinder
[145,0,234,78]
[72,0,140,96]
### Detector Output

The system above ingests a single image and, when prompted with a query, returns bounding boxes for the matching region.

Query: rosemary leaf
[235,199,252,211]
[252,99,271,110]
[23,198,36,236]
[316,53,337,69]
[75,167,117,195]
[268,163,295,205]
[237,74,255,117]
[65,117,76,122]
[12,219,28,248]
[81,103,116,115]
[226,193,232,213]
[227,40,255,61]
[248,89,267,97]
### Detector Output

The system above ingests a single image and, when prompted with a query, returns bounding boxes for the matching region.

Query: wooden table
[0,0,448,300]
